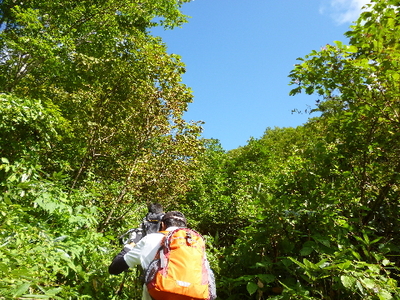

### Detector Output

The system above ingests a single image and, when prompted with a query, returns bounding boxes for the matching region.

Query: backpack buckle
[186,232,193,245]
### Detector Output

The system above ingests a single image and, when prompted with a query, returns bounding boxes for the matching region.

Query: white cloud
[321,0,371,24]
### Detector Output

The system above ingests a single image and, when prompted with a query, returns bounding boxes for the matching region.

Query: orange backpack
[145,228,211,300]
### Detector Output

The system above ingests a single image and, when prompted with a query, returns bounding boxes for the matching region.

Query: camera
[119,227,144,245]
[118,203,164,245]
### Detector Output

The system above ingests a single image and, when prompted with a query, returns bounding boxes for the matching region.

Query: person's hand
[124,241,136,249]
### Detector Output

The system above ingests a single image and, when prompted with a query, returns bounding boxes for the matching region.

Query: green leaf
[360,278,375,289]
[246,281,258,295]
[4,194,12,205]
[258,274,275,284]
[21,295,50,299]
[305,86,314,95]
[289,87,302,96]
[312,235,330,247]
[382,259,391,266]
[378,289,393,300]
[315,259,329,269]
[334,40,344,48]
[288,257,305,268]
[337,261,352,270]
[341,275,356,289]
[300,246,313,256]
[347,45,358,53]
[367,264,380,273]
[351,250,362,260]
[46,287,62,295]
[391,72,400,81]
[13,282,31,297]
[303,258,316,270]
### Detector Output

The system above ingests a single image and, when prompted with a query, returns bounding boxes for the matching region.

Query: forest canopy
[1,0,399,299]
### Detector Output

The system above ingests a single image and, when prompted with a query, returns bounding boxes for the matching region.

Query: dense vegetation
[1,0,399,299]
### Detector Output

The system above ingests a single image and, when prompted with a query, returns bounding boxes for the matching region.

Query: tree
[0,0,203,230]
[210,1,400,298]
[289,0,400,233]
[281,0,400,298]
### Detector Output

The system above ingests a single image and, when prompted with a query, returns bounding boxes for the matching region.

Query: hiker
[109,211,217,300]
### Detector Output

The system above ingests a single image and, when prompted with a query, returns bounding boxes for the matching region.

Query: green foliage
[189,1,400,299]
[288,0,400,232]
[0,94,71,171]
[0,0,203,233]
[2,0,400,299]
[0,0,202,299]
[0,154,151,299]
[183,3,400,299]
[2,159,98,298]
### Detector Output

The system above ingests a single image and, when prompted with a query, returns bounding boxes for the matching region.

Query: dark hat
[162,211,187,225]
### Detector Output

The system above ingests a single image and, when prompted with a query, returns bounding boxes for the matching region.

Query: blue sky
[152,0,370,150]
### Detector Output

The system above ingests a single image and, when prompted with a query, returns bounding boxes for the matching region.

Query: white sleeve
[124,233,164,269]
[124,236,148,268]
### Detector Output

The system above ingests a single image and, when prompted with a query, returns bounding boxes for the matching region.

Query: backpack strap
[152,231,169,260]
